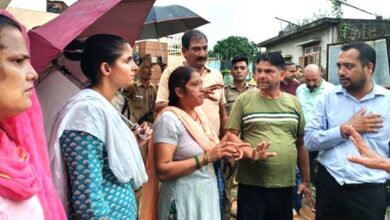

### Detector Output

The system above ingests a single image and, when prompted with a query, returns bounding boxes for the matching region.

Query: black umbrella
[138,4,209,40]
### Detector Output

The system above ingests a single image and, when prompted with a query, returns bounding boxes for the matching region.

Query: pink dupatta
[0,10,66,220]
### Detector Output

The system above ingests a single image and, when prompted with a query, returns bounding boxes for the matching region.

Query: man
[124,59,157,123]
[296,65,305,83]
[150,63,162,86]
[296,64,334,181]
[280,62,300,95]
[304,42,389,220]
[155,30,226,136]
[222,55,256,219]
[226,52,311,220]
[225,56,256,115]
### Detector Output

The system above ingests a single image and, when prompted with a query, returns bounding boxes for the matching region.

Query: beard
[341,71,368,93]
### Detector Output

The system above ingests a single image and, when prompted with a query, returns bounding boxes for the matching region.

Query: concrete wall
[9,0,46,12]
[265,25,338,70]
[136,41,168,64]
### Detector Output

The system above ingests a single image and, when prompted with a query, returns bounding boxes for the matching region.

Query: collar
[335,80,387,99]
[184,63,212,75]
[134,79,154,88]
[226,81,251,89]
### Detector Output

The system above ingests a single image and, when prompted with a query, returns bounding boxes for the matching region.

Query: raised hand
[344,125,390,171]
[204,83,224,101]
[207,141,240,163]
[238,141,277,161]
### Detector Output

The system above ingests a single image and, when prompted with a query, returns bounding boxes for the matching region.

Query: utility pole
[339,1,381,18]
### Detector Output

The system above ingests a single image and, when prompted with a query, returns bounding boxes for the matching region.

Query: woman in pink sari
[0,10,66,219]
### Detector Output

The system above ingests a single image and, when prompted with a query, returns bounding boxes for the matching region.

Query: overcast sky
[153,0,388,47]
[12,0,389,47]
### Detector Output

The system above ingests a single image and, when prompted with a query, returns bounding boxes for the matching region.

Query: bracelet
[194,156,201,169]
[204,153,209,165]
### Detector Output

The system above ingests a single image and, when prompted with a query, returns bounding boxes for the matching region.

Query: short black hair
[181,30,208,49]
[284,61,297,70]
[231,55,248,66]
[341,42,376,72]
[256,52,285,69]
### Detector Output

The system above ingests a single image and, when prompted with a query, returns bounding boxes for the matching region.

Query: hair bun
[63,39,84,61]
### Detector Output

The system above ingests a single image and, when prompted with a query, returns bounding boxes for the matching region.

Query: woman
[49,34,149,219]
[154,66,243,220]
[0,11,66,219]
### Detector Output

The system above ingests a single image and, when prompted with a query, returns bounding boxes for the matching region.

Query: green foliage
[330,0,354,40]
[213,36,259,61]
[297,9,332,26]
[208,50,216,58]
[330,0,345,18]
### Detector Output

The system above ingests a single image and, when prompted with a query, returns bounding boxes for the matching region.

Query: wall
[9,0,46,11]
[265,26,336,70]
[341,19,390,42]
[136,41,168,64]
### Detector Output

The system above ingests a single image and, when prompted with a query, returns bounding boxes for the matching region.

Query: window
[303,45,320,66]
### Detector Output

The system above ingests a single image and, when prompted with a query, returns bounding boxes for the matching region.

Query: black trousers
[237,183,293,220]
[315,163,387,220]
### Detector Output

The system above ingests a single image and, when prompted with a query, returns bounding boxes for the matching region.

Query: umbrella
[138,4,209,40]
[137,4,209,63]
[29,0,155,75]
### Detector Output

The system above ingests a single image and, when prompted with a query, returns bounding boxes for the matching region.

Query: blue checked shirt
[304,82,390,185]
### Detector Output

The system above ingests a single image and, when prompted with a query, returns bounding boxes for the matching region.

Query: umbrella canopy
[29,0,155,75]
[137,4,209,40]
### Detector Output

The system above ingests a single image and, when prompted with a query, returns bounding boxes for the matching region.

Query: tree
[213,36,258,61]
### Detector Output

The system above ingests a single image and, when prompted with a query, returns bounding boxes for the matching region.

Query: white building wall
[9,0,46,12]
[265,25,338,69]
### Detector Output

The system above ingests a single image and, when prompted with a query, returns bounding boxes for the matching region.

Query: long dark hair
[64,34,128,86]
[168,66,194,106]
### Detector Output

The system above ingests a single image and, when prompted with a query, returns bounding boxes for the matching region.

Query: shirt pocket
[131,94,144,109]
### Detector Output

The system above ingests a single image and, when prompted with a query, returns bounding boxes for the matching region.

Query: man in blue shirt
[304,42,390,220]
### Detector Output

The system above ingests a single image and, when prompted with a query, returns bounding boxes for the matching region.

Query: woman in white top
[154,66,247,220]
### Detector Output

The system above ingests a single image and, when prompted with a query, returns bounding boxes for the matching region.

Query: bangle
[204,153,209,165]
[194,156,201,169]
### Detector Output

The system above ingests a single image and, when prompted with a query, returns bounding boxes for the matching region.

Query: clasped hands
[207,132,277,163]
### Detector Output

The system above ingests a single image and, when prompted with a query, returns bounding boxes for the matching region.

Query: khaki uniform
[125,80,158,123]
[224,82,256,115]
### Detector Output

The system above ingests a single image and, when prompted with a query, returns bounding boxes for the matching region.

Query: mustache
[196,56,207,61]
[340,77,350,81]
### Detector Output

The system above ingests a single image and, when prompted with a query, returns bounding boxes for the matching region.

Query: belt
[342,182,384,190]
[318,163,384,190]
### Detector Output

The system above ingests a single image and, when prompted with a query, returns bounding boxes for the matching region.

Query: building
[135,40,168,64]
[258,17,390,73]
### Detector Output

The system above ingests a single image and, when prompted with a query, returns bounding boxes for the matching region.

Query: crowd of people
[1,8,390,220]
